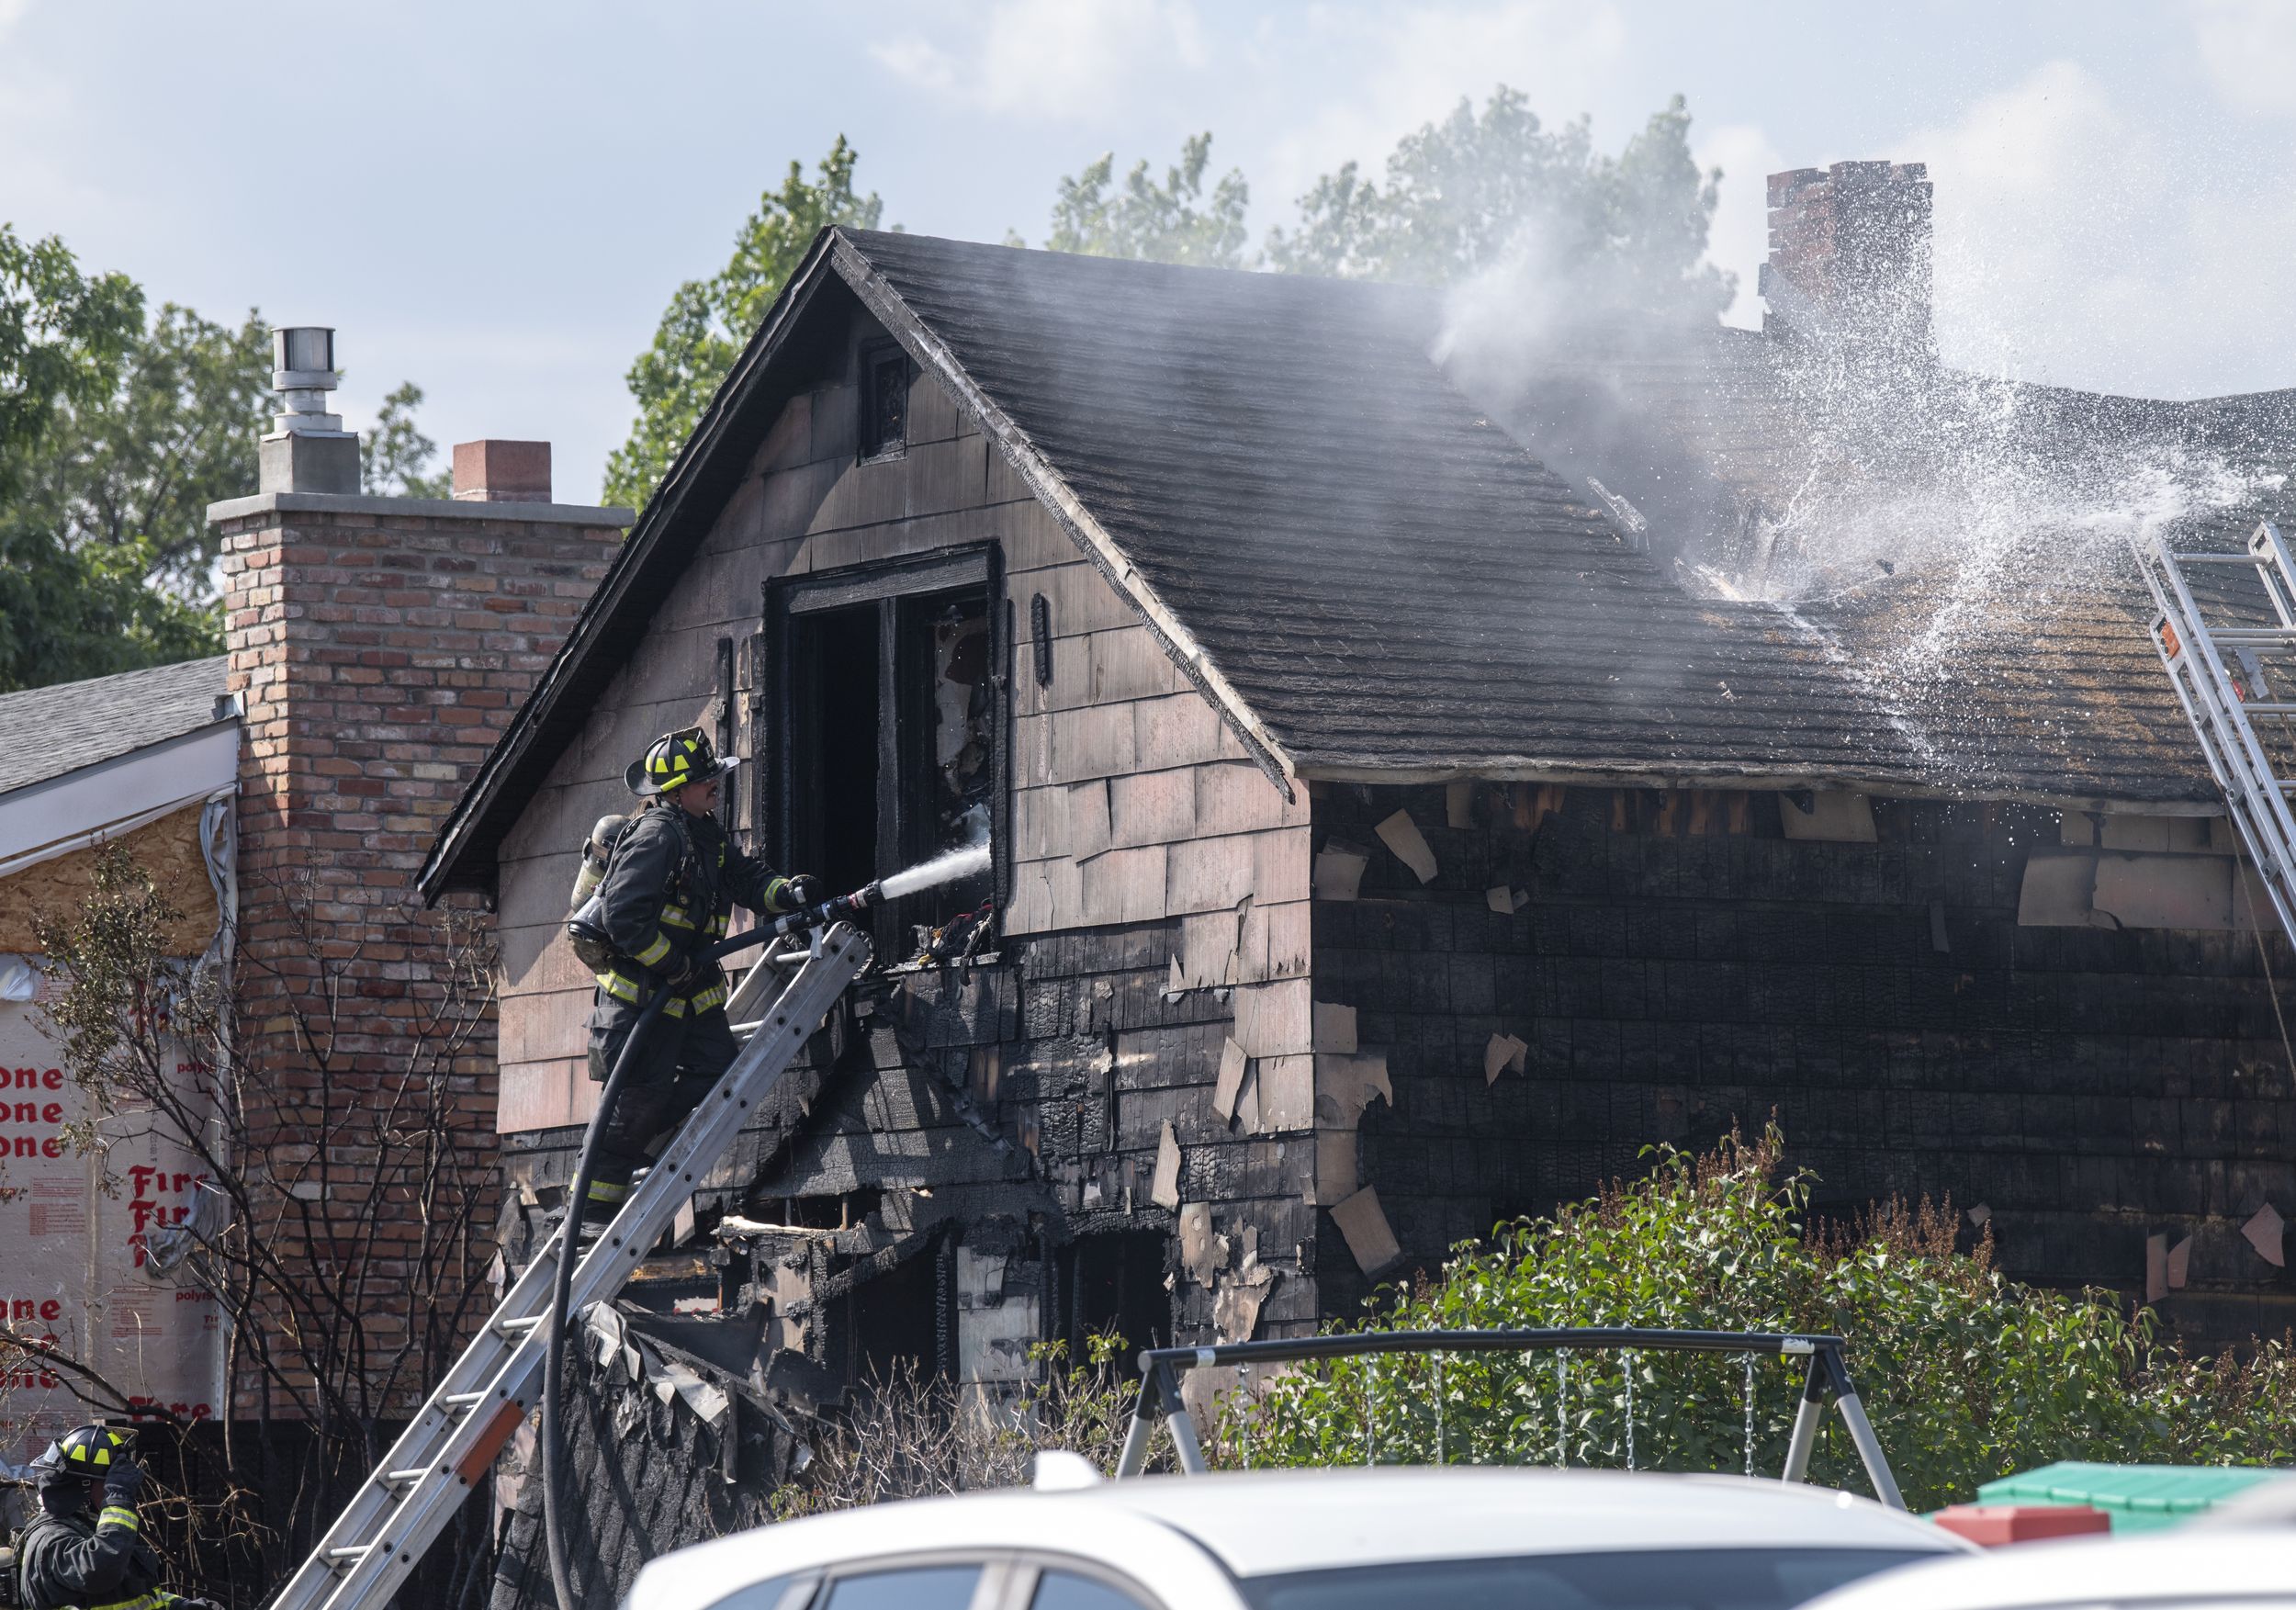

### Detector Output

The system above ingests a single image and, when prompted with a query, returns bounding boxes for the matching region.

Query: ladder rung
[271,933,869,1610]
[2204,629,2296,646]
[2166,553,2261,565]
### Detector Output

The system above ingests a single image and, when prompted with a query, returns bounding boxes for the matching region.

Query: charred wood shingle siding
[1311,780,2296,1344]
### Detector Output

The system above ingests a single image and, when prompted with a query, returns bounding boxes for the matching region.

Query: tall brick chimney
[1760,161,1933,359]
[208,336,630,1413]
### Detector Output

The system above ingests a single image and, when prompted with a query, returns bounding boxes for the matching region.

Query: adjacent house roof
[0,657,231,800]
[424,229,2284,895]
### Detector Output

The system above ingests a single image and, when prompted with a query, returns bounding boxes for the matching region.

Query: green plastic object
[1976,1462,2284,1531]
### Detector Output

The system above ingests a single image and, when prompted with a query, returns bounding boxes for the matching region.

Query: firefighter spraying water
[542,733,996,1610]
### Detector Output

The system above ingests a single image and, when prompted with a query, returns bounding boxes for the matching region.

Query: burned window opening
[789,604,883,900]
[860,342,909,463]
[770,547,1003,962]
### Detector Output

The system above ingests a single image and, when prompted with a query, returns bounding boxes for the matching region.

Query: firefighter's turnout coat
[591,801,791,1020]
[16,1495,186,1610]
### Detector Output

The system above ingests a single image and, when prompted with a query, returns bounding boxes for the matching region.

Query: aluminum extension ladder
[2135,520,2296,945]
[268,923,872,1610]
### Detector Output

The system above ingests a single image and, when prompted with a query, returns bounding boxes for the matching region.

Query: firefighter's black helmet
[625,726,740,797]
[28,1424,131,1489]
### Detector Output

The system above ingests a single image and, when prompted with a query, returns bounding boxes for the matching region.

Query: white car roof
[1800,1527,2296,1610]
[631,1469,1961,1609]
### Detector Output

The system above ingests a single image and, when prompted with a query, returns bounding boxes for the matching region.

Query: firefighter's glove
[103,1457,144,1506]
[662,953,698,988]
[766,874,822,915]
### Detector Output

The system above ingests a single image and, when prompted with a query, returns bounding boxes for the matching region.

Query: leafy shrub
[1237,1127,2296,1510]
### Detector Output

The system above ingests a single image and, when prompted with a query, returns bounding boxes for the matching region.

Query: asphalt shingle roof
[430,228,2293,892]
[0,657,230,798]
[845,231,1932,791]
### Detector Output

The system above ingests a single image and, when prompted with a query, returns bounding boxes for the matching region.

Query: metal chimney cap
[271,326,337,391]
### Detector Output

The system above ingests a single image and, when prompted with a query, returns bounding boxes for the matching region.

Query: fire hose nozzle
[769,881,882,940]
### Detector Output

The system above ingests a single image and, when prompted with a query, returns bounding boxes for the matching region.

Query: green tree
[0,226,220,692]
[1,224,452,692]
[1266,88,1730,321]
[20,303,271,591]
[602,136,885,512]
[1042,132,1250,268]
[361,380,452,498]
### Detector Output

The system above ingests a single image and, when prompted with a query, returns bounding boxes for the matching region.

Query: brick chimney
[1760,161,1933,358]
[453,438,552,502]
[208,334,631,1413]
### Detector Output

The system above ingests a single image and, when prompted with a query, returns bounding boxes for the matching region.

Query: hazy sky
[3,1,2289,503]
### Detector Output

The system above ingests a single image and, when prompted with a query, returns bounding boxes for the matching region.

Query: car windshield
[1238,1546,1936,1610]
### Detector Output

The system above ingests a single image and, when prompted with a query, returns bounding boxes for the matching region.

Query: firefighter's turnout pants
[581,799,790,1223]
[584,996,740,1218]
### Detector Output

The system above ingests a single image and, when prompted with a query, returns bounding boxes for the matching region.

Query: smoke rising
[1432,161,2290,739]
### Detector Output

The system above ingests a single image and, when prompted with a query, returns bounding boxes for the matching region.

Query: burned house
[421,161,2296,1585]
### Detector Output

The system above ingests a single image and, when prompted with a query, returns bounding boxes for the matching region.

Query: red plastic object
[1932,1504,2113,1546]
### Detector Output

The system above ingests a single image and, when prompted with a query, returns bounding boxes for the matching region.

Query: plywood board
[0,803,219,956]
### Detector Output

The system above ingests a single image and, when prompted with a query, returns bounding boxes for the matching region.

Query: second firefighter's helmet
[625,726,741,798]
[28,1423,131,1488]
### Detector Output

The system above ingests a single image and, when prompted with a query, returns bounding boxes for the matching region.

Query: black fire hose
[542,885,877,1610]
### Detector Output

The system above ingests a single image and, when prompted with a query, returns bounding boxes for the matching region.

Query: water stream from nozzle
[876,841,991,901]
